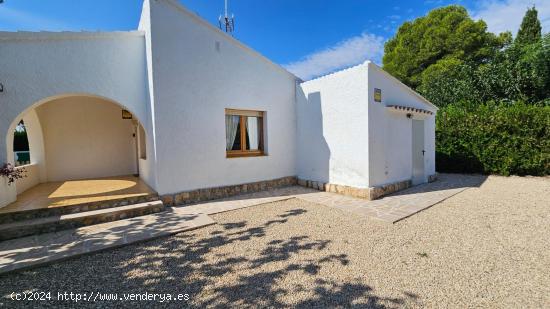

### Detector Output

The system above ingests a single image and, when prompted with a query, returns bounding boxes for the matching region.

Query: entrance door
[412,119,425,185]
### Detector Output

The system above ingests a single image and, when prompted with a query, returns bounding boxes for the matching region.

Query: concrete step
[0,200,165,241]
[0,193,159,224]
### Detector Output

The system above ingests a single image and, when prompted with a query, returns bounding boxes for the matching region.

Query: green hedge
[436,101,550,176]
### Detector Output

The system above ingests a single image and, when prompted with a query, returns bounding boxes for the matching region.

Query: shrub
[436,101,550,176]
[0,163,26,185]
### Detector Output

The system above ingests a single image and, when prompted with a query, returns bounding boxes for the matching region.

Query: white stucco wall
[366,62,437,187]
[15,164,40,194]
[297,61,436,189]
[145,0,298,195]
[138,0,159,190]
[0,30,156,206]
[21,109,47,183]
[0,178,16,208]
[35,96,138,181]
[297,64,370,188]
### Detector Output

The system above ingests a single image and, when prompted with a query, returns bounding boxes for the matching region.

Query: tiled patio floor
[0,176,156,214]
[297,174,486,223]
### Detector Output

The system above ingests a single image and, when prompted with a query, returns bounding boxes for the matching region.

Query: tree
[515,6,542,45]
[383,5,507,88]
[417,58,479,107]
[475,33,550,103]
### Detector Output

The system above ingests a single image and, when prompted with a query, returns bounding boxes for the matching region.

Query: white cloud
[0,6,71,31]
[284,32,384,80]
[470,0,550,35]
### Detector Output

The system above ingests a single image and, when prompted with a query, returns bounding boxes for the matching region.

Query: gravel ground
[0,175,549,308]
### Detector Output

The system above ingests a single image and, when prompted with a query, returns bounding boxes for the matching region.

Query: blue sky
[0,0,548,80]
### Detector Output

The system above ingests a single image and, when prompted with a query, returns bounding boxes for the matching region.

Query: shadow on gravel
[0,207,419,308]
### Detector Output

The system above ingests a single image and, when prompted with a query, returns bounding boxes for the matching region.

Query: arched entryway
[2,94,152,211]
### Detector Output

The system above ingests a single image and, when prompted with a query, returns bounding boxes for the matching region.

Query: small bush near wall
[0,163,26,185]
[436,101,550,176]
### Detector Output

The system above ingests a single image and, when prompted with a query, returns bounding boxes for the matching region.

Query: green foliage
[383,5,505,88]
[13,130,29,152]
[417,58,479,107]
[515,34,550,100]
[436,102,550,176]
[475,33,550,104]
[418,33,550,107]
[384,5,549,176]
[515,6,542,45]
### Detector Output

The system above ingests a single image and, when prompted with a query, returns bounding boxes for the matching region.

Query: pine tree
[515,6,542,45]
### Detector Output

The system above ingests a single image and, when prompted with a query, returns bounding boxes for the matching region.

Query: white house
[0,0,437,209]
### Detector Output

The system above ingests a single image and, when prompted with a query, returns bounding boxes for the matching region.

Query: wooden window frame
[225,109,265,158]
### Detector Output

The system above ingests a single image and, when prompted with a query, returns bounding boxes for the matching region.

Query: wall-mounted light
[122,109,133,119]
[406,113,412,119]
[0,83,4,93]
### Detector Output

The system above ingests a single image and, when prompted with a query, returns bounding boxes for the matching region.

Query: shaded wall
[297,64,370,188]
[35,97,137,181]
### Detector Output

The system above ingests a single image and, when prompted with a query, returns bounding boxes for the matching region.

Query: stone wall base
[161,176,297,206]
[297,178,412,200]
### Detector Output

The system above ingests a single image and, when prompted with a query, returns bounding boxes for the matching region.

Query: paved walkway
[0,174,485,274]
[297,173,486,223]
[0,208,215,274]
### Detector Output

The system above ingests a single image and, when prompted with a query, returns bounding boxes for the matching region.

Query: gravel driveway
[0,175,548,308]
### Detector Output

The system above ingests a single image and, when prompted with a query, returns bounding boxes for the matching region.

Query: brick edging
[297,178,412,200]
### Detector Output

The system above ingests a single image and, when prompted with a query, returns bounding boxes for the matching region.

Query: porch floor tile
[0,175,155,214]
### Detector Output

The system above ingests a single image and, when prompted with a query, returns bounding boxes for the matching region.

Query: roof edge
[299,62,369,84]
[0,30,145,41]
[366,61,439,111]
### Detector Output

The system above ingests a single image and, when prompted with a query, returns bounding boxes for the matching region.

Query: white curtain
[247,117,259,150]
[226,115,239,150]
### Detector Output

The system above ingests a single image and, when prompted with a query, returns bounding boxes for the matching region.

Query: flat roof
[0,31,144,41]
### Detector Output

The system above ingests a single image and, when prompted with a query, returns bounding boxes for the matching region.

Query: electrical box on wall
[374,88,382,102]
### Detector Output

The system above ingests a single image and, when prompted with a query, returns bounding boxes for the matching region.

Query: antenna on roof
[218,0,235,34]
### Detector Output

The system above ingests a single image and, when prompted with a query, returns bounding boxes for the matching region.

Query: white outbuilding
[0,0,437,209]
[297,62,438,199]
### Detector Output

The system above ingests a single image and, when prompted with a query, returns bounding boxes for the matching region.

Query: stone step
[0,200,165,241]
[0,208,215,275]
[0,193,159,225]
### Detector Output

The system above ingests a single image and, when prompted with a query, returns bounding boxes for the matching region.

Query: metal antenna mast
[218,0,235,34]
